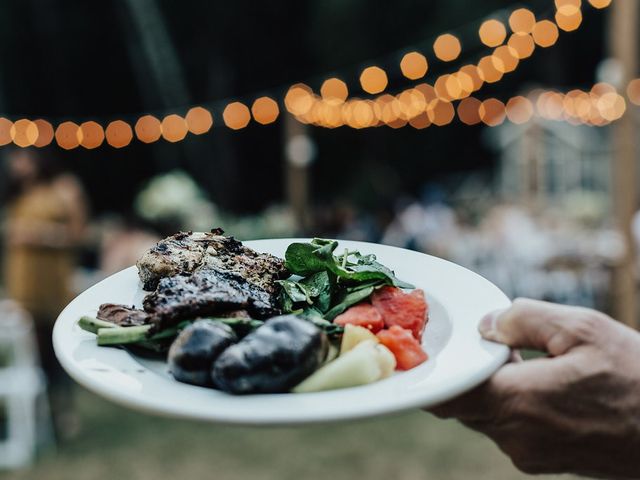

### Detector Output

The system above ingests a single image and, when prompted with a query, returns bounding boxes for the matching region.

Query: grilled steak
[97,303,149,326]
[136,229,287,292]
[143,269,280,331]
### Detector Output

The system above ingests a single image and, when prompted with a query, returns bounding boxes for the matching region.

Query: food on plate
[293,340,396,393]
[377,326,429,370]
[339,323,379,354]
[137,229,287,292]
[333,303,384,333]
[371,286,428,341]
[168,320,238,387]
[212,315,328,394]
[78,231,430,395]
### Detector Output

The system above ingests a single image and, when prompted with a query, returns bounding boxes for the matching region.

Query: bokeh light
[251,97,280,125]
[0,118,12,146]
[33,119,54,147]
[414,83,437,103]
[457,97,482,125]
[479,98,506,126]
[479,19,507,47]
[509,9,536,34]
[508,33,535,59]
[285,84,314,116]
[598,92,626,121]
[162,114,189,141]
[351,100,376,128]
[532,20,559,47]
[555,8,583,32]
[135,115,162,143]
[434,75,454,101]
[588,0,612,8]
[360,66,388,94]
[492,46,519,73]
[400,51,428,80]
[223,102,251,130]
[477,56,503,83]
[506,96,534,124]
[11,119,38,147]
[186,106,213,134]
[321,78,349,104]
[433,34,461,62]
[409,112,431,129]
[426,99,455,126]
[55,121,81,150]
[626,79,640,105]
[397,89,427,119]
[459,65,484,92]
[105,120,133,148]
[79,121,105,149]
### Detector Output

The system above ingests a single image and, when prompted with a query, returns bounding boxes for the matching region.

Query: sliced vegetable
[376,326,428,370]
[97,325,152,346]
[339,324,379,354]
[334,304,384,333]
[78,316,116,334]
[292,340,395,393]
[372,286,428,341]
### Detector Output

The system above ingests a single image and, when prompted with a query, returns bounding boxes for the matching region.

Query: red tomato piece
[333,303,384,333]
[376,326,428,370]
[371,286,428,341]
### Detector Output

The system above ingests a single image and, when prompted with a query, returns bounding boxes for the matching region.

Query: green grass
[1,387,575,480]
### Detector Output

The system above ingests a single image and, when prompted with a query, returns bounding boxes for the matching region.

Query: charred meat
[136,229,287,292]
[143,269,280,331]
[97,303,149,326]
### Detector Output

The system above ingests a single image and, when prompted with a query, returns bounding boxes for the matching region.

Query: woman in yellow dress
[3,148,87,437]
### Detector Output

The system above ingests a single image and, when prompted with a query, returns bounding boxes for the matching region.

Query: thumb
[478,298,608,356]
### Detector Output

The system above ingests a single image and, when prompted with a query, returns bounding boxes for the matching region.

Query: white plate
[53,239,510,425]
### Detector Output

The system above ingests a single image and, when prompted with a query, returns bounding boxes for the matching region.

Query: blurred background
[0,0,635,478]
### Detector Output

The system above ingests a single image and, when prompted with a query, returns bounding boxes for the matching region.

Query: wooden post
[284,114,314,235]
[609,0,639,327]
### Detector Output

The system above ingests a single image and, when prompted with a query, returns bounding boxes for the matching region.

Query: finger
[478,298,610,355]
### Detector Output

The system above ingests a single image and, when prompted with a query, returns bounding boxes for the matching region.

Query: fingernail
[478,309,505,342]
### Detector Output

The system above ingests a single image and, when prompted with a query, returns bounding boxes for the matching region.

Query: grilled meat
[136,229,287,292]
[143,269,280,331]
[97,303,149,326]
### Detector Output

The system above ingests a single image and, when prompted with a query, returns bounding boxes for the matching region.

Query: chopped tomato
[334,303,384,333]
[376,326,428,370]
[371,286,428,341]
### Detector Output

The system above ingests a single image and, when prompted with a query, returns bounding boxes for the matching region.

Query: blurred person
[430,298,640,478]
[2,148,88,438]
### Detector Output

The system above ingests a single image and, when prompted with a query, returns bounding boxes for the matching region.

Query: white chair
[0,300,52,470]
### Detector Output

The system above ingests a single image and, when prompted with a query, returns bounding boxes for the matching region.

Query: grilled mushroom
[211,315,328,394]
[168,320,238,386]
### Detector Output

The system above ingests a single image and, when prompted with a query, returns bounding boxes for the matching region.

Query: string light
[105,120,132,148]
[10,119,38,147]
[508,33,535,59]
[55,122,81,150]
[321,78,349,104]
[479,98,506,126]
[162,114,189,141]
[588,0,611,8]
[222,102,251,130]
[135,115,162,143]
[33,119,54,147]
[251,97,280,125]
[79,121,105,149]
[360,66,388,94]
[509,9,536,34]
[627,79,640,106]
[186,106,213,134]
[532,20,559,47]
[433,34,462,62]
[479,19,507,47]
[457,97,482,125]
[400,52,429,80]
[505,96,534,124]
[0,118,11,146]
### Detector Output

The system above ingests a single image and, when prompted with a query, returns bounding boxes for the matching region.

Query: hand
[429,298,640,478]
